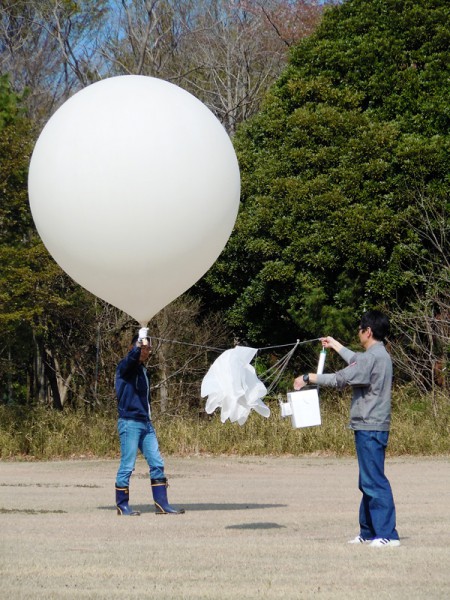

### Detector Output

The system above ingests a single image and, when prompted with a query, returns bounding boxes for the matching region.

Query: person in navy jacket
[114,327,184,516]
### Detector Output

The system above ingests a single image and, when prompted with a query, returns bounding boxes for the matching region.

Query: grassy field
[1,456,449,599]
[0,386,448,459]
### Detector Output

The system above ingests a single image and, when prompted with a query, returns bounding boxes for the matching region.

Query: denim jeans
[354,430,399,540]
[115,418,165,487]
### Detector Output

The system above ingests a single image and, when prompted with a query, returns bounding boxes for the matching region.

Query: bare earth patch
[0,456,449,599]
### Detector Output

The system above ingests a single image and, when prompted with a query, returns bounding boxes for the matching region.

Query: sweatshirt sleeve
[338,346,357,365]
[117,346,141,377]
[334,352,374,388]
[316,349,373,389]
[316,373,340,387]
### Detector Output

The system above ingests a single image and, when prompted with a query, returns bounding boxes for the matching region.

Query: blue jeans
[354,430,399,540]
[115,418,165,487]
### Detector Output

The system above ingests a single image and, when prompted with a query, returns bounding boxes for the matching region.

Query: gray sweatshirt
[316,342,393,431]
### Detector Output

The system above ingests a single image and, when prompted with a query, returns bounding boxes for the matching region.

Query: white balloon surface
[28,75,240,325]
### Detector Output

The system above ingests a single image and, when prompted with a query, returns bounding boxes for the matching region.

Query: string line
[151,336,322,354]
[150,336,322,393]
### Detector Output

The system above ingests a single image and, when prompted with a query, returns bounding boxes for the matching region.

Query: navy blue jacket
[115,346,151,422]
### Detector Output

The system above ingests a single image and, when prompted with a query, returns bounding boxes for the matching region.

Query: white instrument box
[284,389,321,428]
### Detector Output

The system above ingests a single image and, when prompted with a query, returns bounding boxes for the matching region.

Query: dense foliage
[0,75,101,407]
[0,0,448,414]
[201,0,449,353]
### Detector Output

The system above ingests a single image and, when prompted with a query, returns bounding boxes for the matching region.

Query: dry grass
[0,386,448,459]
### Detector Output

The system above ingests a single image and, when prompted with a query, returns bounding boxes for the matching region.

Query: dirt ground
[0,455,449,599]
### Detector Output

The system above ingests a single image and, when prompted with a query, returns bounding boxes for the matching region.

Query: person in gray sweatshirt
[293,310,400,547]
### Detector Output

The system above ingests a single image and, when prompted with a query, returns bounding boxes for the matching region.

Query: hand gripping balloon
[28,76,240,326]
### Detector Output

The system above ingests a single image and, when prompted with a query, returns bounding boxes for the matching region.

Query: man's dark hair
[359,310,390,341]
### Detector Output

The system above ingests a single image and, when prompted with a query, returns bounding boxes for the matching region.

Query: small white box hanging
[286,389,321,428]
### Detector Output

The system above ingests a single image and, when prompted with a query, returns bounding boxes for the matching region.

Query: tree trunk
[43,350,63,411]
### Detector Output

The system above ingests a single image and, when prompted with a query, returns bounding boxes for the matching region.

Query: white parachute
[201,346,270,426]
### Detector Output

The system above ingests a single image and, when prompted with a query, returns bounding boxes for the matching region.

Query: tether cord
[260,343,300,394]
[150,336,321,354]
[150,336,322,393]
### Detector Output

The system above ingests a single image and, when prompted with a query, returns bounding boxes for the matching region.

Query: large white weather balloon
[28,75,240,325]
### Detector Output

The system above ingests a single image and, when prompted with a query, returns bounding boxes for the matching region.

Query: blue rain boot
[115,486,140,516]
[151,478,185,514]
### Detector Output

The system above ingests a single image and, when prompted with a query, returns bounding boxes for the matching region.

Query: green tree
[0,75,98,408]
[200,0,450,348]
[388,187,449,397]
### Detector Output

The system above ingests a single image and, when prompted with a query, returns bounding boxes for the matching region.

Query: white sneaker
[369,538,401,547]
[348,535,372,544]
